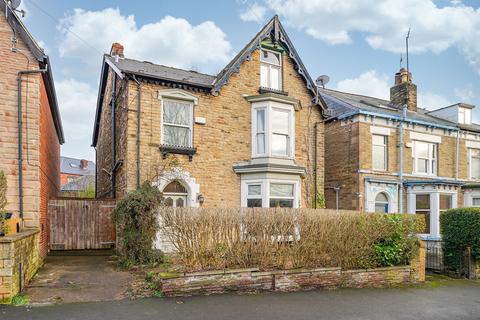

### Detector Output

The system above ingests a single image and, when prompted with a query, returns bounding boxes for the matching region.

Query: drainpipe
[111,73,117,198]
[398,105,407,214]
[17,67,48,227]
[131,75,141,189]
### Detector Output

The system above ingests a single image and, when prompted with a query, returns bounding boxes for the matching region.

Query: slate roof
[60,156,95,175]
[61,175,95,192]
[319,88,458,129]
[0,1,64,143]
[107,56,216,88]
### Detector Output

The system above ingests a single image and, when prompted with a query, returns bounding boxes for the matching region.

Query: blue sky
[17,0,480,161]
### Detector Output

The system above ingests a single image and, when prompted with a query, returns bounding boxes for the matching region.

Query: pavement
[3,276,480,320]
[23,253,133,304]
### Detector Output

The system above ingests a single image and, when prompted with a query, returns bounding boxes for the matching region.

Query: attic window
[459,107,471,125]
[260,49,282,90]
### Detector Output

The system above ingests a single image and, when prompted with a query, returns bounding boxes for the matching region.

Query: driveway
[24,253,133,304]
[4,277,480,320]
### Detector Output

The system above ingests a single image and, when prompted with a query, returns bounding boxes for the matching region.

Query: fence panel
[49,198,116,250]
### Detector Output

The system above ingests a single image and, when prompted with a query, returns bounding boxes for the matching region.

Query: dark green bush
[112,182,164,267]
[441,207,480,269]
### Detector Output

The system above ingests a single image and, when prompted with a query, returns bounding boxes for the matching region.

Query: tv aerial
[315,75,330,89]
[6,0,26,18]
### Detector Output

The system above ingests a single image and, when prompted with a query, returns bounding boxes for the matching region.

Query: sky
[15,0,480,161]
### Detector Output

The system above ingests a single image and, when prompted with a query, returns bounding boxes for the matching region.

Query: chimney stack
[390,68,417,112]
[80,159,89,170]
[110,42,124,58]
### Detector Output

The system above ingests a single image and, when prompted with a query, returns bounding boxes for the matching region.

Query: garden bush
[0,171,8,235]
[159,208,422,272]
[441,207,480,270]
[112,182,164,267]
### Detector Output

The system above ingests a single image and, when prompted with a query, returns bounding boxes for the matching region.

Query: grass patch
[11,294,30,306]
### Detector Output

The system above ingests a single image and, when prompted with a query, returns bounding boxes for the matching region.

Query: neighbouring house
[92,16,326,211]
[322,67,480,240]
[60,156,95,186]
[60,175,95,197]
[0,2,64,257]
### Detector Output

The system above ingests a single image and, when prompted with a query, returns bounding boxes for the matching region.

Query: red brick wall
[60,173,81,186]
[39,79,60,257]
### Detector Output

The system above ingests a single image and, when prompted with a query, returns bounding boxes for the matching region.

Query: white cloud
[335,70,451,110]
[264,0,480,74]
[454,85,475,103]
[56,79,97,160]
[240,3,269,22]
[58,8,232,73]
[336,70,390,99]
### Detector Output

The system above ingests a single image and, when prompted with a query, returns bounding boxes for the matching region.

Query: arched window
[375,192,389,213]
[162,181,188,208]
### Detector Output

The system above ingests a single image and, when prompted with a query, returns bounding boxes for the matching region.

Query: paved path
[3,277,480,320]
[24,254,133,304]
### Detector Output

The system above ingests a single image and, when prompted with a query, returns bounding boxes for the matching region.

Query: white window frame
[412,140,437,176]
[252,101,295,159]
[241,179,300,208]
[469,148,480,180]
[260,48,282,90]
[160,98,194,148]
[459,107,471,125]
[372,134,388,171]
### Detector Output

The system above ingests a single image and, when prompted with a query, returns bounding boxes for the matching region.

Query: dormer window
[459,107,472,124]
[260,49,282,90]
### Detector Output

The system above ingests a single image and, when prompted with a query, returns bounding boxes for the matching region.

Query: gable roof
[1,1,64,144]
[320,88,458,130]
[92,15,326,146]
[60,156,95,175]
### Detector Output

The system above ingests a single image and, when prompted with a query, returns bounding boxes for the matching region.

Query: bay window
[242,180,299,208]
[413,141,437,175]
[252,102,294,158]
[269,183,295,208]
[469,149,480,179]
[260,49,282,90]
[161,99,193,148]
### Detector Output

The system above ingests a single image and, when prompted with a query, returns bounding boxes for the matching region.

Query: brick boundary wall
[0,229,40,302]
[160,242,426,297]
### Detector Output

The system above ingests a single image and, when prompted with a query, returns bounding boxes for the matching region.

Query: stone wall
[0,229,40,302]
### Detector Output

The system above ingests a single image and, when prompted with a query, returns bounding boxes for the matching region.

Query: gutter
[17,67,48,226]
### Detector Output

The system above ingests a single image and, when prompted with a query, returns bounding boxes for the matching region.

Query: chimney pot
[110,42,124,58]
[80,159,89,170]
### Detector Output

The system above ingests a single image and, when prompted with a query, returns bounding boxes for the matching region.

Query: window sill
[258,87,288,96]
[160,144,197,161]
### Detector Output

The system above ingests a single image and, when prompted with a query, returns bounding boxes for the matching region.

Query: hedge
[440,207,480,269]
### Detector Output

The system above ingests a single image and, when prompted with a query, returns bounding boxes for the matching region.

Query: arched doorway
[374,192,389,213]
[162,180,188,208]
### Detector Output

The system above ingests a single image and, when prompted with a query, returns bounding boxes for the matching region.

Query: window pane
[440,194,452,211]
[176,197,185,208]
[247,199,262,207]
[163,100,191,125]
[272,109,289,134]
[472,155,480,178]
[256,109,265,132]
[416,194,430,209]
[164,197,174,207]
[272,134,288,155]
[417,159,428,173]
[163,125,190,147]
[472,198,480,206]
[270,183,294,197]
[163,181,187,193]
[260,50,280,65]
[375,203,388,213]
[372,135,385,145]
[269,199,293,208]
[416,212,430,234]
[373,145,386,170]
[416,142,428,158]
[270,66,280,90]
[375,193,388,203]
[248,184,261,196]
[465,108,471,124]
[256,133,265,154]
[260,64,269,87]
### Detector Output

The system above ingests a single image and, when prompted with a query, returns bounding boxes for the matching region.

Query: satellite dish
[315,75,330,88]
[10,0,22,10]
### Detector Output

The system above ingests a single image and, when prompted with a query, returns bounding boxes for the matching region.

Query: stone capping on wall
[159,264,422,297]
[0,228,39,243]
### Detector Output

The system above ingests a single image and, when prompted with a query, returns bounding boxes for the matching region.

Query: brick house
[323,67,480,239]
[60,156,95,186]
[0,3,64,256]
[92,16,326,211]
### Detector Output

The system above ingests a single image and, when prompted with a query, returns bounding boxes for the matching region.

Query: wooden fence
[48,198,116,250]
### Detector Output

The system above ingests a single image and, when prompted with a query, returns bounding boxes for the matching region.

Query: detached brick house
[0,3,64,256]
[92,16,326,210]
[323,68,480,239]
